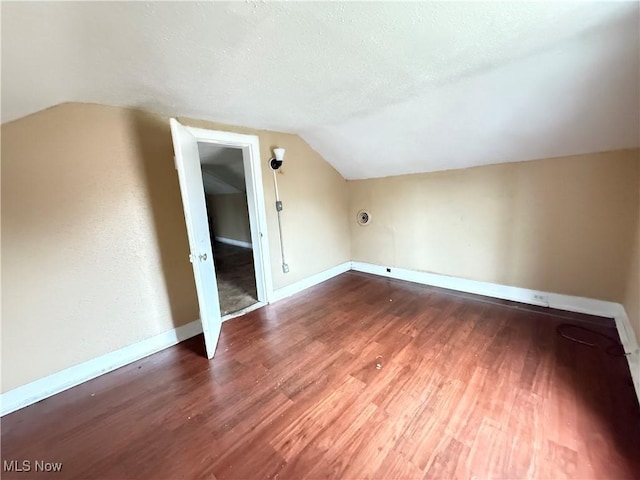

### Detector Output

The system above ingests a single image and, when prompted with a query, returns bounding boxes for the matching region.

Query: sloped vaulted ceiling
[2,2,638,179]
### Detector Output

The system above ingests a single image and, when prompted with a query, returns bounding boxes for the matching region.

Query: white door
[170,118,221,359]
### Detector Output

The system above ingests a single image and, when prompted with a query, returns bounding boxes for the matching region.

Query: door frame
[187,126,274,304]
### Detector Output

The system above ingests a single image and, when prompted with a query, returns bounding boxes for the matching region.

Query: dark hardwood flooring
[2,272,639,479]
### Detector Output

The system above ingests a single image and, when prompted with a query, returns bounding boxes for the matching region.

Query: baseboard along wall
[270,262,352,302]
[0,320,203,416]
[2,260,637,416]
[350,261,639,401]
[0,262,351,416]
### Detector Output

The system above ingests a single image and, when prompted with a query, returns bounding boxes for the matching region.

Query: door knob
[199,253,207,261]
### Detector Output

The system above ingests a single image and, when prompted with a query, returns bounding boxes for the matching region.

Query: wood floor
[2,272,639,479]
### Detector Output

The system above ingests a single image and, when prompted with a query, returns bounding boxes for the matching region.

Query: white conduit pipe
[272,169,288,273]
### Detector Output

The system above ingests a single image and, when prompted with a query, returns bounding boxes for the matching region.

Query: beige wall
[2,101,635,395]
[1,103,350,392]
[179,115,350,289]
[350,150,640,302]
[206,194,252,245]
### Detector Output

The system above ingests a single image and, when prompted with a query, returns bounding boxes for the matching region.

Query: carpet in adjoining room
[212,241,258,315]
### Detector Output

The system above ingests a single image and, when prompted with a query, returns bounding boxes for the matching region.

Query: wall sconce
[269,148,285,170]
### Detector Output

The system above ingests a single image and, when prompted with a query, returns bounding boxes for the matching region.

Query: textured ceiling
[2,2,638,179]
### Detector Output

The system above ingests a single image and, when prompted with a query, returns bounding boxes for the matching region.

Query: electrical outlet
[282,263,289,273]
[532,293,549,305]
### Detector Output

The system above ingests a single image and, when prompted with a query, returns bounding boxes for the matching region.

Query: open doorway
[198,143,258,315]
[171,119,273,357]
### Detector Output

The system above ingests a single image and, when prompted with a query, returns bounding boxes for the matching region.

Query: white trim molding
[3,260,638,416]
[214,236,252,249]
[0,261,350,416]
[350,262,623,315]
[1,320,203,417]
[0,260,351,417]
[351,261,640,402]
[270,262,351,303]
[612,306,640,400]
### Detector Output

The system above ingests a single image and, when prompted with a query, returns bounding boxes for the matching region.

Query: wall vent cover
[357,209,372,226]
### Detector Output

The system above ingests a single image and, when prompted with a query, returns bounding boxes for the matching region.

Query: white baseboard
[0,320,203,417]
[271,262,351,303]
[351,261,640,402]
[627,352,640,402]
[0,259,351,417]
[612,306,640,401]
[3,260,638,416]
[350,262,621,314]
[1,261,350,416]
[214,236,252,249]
